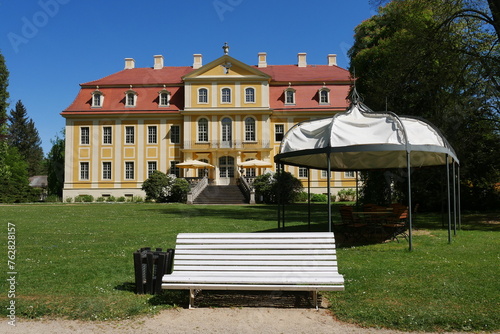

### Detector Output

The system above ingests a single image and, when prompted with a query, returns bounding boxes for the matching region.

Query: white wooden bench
[161,232,344,309]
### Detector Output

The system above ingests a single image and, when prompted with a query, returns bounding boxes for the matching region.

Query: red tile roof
[260,65,351,83]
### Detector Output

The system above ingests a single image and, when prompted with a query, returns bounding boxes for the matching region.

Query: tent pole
[355,171,359,208]
[406,151,413,251]
[453,161,457,236]
[458,165,461,230]
[308,168,311,231]
[281,163,286,231]
[327,153,332,233]
[277,163,281,230]
[446,155,452,244]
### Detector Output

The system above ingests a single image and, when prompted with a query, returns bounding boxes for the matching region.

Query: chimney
[327,54,337,66]
[193,54,203,69]
[258,52,267,68]
[153,55,164,69]
[124,58,135,70]
[298,52,307,67]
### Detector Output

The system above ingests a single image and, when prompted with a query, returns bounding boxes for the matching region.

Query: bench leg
[189,289,195,309]
[313,291,318,310]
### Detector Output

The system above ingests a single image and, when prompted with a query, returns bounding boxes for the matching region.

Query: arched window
[198,118,208,142]
[92,88,103,107]
[245,87,255,103]
[319,88,330,104]
[284,88,296,105]
[125,88,137,107]
[158,88,170,107]
[244,117,256,142]
[198,88,208,104]
[221,88,231,103]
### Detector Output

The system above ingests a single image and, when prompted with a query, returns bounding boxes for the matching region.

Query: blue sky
[1,0,374,154]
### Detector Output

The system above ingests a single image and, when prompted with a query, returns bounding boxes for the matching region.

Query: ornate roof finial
[222,42,229,55]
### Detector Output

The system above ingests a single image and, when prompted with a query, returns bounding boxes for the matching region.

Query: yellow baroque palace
[61,47,356,202]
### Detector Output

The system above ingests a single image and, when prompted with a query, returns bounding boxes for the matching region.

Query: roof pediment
[182,55,271,81]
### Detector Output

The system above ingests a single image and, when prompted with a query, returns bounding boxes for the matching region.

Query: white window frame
[298,167,308,178]
[245,87,255,103]
[125,162,135,180]
[319,88,330,105]
[198,88,208,104]
[103,126,112,145]
[80,127,90,145]
[148,126,157,144]
[148,161,157,177]
[345,171,355,178]
[102,162,112,180]
[92,92,103,108]
[221,87,231,104]
[80,162,89,180]
[125,90,137,107]
[158,89,170,107]
[197,118,209,142]
[125,126,135,144]
[284,88,296,105]
[244,117,256,142]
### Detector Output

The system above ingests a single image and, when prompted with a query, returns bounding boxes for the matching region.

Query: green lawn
[0,203,498,332]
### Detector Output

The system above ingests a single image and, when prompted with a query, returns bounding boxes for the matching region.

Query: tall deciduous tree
[350,0,500,209]
[8,100,44,176]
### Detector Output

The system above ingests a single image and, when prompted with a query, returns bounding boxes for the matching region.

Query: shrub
[338,188,356,201]
[96,197,106,202]
[44,195,61,203]
[170,178,190,203]
[311,193,328,202]
[106,196,116,202]
[117,196,126,202]
[253,171,303,204]
[75,195,94,203]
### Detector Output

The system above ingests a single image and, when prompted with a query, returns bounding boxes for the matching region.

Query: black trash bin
[133,247,174,294]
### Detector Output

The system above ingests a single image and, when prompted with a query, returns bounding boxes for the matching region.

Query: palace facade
[61,46,355,201]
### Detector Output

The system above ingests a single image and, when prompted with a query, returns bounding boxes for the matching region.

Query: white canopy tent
[274,101,460,250]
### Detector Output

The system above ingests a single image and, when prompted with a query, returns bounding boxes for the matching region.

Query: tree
[46,134,65,197]
[8,100,44,176]
[350,0,500,209]
[0,146,39,203]
[0,50,10,182]
[253,171,303,204]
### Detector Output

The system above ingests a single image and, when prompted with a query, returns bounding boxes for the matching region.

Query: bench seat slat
[174,260,338,267]
[162,283,344,291]
[176,232,334,239]
[174,265,339,272]
[175,255,337,261]
[177,238,335,244]
[175,249,336,255]
[163,275,343,284]
[176,244,335,250]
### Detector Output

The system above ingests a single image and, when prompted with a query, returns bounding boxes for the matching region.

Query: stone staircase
[193,185,247,204]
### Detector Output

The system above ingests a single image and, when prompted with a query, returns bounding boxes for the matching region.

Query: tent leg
[327,153,332,233]
[458,165,461,230]
[453,161,457,236]
[406,151,413,251]
[446,155,452,244]
[308,169,311,231]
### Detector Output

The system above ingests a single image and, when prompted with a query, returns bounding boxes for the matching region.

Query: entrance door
[219,156,235,185]
[221,117,232,148]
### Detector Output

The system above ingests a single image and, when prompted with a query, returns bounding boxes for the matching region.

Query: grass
[0,203,498,331]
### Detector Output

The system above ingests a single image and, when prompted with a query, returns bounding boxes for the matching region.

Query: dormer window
[125,87,137,107]
[158,86,170,107]
[91,87,104,108]
[284,87,296,105]
[319,87,330,105]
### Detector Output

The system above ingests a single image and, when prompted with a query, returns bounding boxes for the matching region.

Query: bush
[337,188,356,202]
[106,196,116,202]
[311,193,328,202]
[75,195,94,203]
[45,195,61,203]
[253,171,303,204]
[170,178,190,203]
[96,197,106,202]
[117,196,126,202]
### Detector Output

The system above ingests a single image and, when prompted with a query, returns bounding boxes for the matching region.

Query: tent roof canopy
[275,102,458,171]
